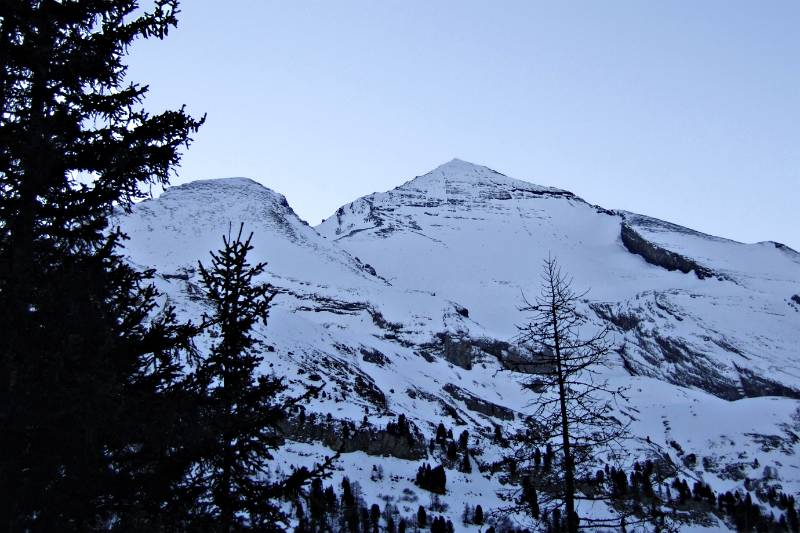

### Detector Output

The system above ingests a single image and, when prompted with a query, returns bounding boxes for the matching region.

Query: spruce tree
[417,505,427,528]
[193,225,288,530]
[461,450,472,473]
[436,422,447,442]
[474,505,484,526]
[342,477,360,533]
[458,430,469,450]
[369,503,381,532]
[0,1,203,529]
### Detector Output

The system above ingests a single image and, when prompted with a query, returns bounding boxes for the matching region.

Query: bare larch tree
[509,256,630,532]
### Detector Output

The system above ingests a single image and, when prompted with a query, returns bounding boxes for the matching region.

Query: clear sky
[127,1,799,249]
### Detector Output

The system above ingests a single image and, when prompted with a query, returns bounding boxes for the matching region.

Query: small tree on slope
[194,225,334,531]
[193,225,286,530]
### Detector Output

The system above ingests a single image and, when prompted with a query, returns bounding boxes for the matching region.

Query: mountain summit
[395,158,571,199]
[317,159,578,245]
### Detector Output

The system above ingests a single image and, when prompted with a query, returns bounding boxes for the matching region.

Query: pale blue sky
[128,1,799,249]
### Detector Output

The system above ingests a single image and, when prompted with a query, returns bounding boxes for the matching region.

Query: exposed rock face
[620,222,716,279]
[631,330,744,400]
[595,292,800,400]
[737,367,800,400]
[428,333,476,370]
[422,333,552,376]
[360,347,390,366]
[442,383,515,421]
[590,302,642,331]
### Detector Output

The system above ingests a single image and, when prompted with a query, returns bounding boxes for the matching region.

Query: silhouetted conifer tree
[0,1,203,529]
[474,504,485,525]
[309,478,326,525]
[193,226,332,530]
[436,422,447,442]
[415,463,447,494]
[370,503,381,532]
[521,476,540,518]
[417,505,427,528]
[342,477,360,533]
[461,450,472,473]
[789,501,800,533]
[447,441,458,461]
[458,430,469,450]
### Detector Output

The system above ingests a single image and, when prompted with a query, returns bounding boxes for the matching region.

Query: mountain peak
[397,159,572,199]
[167,176,269,194]
[423,158,503,181]
[433,158,485,174]
[318,159,580,243]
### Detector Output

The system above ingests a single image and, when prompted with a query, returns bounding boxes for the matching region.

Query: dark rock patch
[591,302,642,331]
[368,307,403,333]
[443,383,514,421]
[422,334,546,375]
[737,367,800,400]
[632,331,743,400]
[654,335,693,365]
[423,333,476,370]
[620,222,717,280]
[294,295,371,315]
[719,462,748,481]
[361,347,390,366]
[354,374,387,409]
[439,400,468,426]
[162,271,190,281]
[744,432,797,454]
[416,349,436,363]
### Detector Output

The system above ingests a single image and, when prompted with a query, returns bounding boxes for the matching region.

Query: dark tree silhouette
[0,1,203,529]
[417,505,427,528]
[415,463,447,494]
[192,226,303,529]
[507,256,629,532]
[193,226,336,530]
[474,504,485,525]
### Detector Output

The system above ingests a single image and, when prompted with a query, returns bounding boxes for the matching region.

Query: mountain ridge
[116,159,800,532]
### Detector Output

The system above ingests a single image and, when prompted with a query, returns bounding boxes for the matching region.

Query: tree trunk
[220,363,234,533]
[551,300,578,533]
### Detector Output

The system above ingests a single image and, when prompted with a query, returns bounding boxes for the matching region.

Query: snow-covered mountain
[318,159,800,401]
[116,160,800,531]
